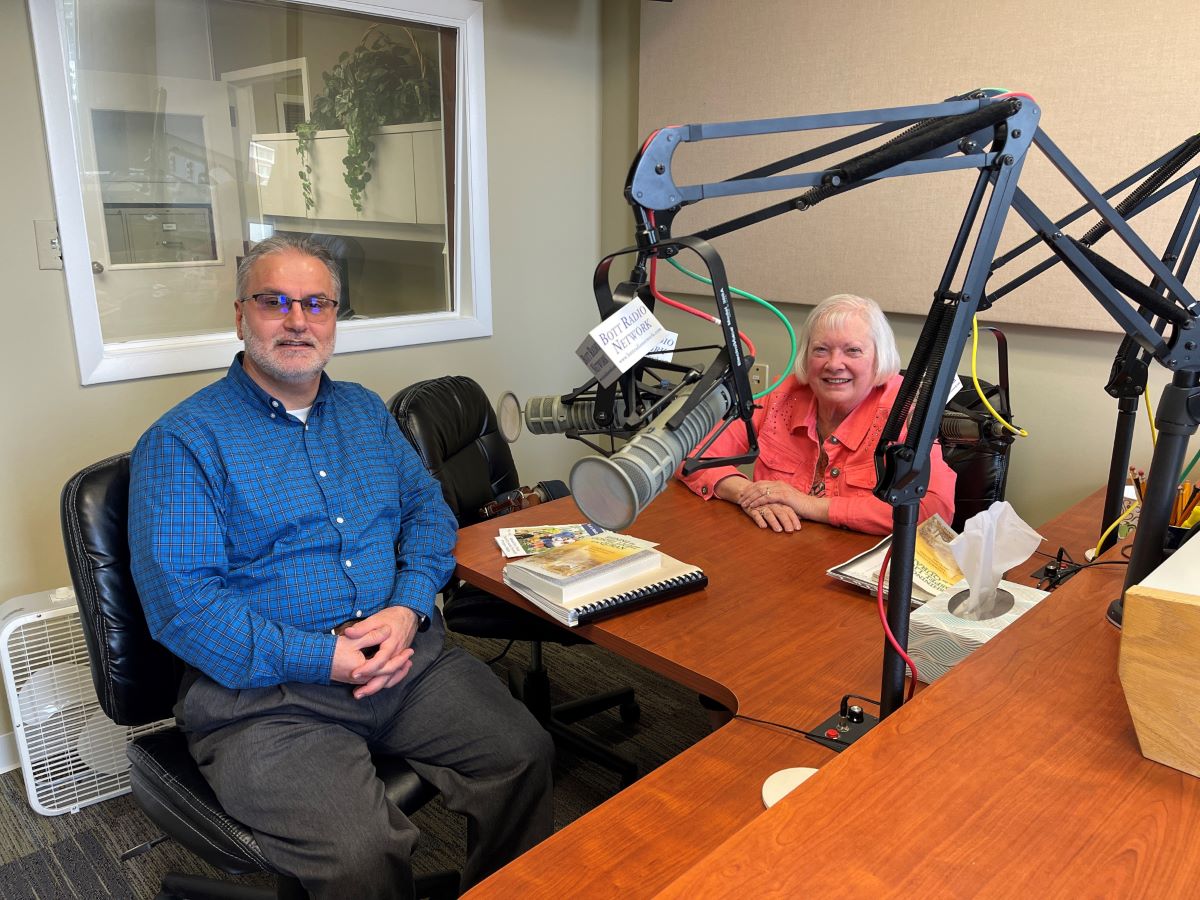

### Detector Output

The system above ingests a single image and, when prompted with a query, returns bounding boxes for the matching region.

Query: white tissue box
[907,580,1050,683]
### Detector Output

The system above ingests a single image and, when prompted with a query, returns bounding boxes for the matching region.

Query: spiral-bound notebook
[502,554,707,627]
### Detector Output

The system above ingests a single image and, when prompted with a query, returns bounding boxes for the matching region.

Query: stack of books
[502,532,706,627]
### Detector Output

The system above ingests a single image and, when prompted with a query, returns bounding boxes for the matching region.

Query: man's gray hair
[793,293,902,386]
[235,234,342,301]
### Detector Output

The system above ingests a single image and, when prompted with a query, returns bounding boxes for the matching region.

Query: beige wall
[637,0,1200,337]
[0,0,607,735]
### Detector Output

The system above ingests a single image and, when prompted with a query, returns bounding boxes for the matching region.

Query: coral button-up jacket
[679,374,956,535]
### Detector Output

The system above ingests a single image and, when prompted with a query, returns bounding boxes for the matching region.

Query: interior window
[30,0,489,383]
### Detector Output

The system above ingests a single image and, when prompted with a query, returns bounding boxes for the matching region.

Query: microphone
[524,396,604,435]
[479,480,571,520]
[497,392,635,441]
[939,410,1011,445]
[570,382,732,531]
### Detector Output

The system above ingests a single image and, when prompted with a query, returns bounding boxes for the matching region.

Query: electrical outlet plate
[749,362,769,391]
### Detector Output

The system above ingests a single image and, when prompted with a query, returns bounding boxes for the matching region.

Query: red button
[825,728,840,739]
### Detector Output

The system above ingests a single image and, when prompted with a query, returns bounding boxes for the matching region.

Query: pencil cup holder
[1165,525,1189,556]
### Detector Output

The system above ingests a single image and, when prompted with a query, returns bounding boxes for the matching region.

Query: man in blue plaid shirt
[128,234,553,899]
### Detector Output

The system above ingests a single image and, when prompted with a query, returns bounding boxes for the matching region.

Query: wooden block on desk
[1120,536,1200,779]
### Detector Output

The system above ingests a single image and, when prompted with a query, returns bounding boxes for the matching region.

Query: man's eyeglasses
[240,293,339,320]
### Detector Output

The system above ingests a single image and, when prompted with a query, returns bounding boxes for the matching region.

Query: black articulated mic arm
[877,120,1200,709]
[986,134,1200,559]
[999,133,1200,625]
[636,90,1040,717]
[546,88,1200,720]
[561,89,1043,709]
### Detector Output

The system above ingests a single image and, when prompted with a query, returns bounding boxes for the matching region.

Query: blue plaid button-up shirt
[128,355,457,690]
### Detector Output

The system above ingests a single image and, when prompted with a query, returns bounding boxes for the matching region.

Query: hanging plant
[295,122,317,212]
[296,24,441,213]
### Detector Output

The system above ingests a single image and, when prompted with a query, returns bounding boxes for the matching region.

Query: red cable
[647,253,707,321]
[992,91,1037,103]
[644,211,756,357]
[876,545,919,701]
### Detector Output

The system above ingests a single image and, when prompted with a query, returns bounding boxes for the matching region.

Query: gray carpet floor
[0,632,708,898]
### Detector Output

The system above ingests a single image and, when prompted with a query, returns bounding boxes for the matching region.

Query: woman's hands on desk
[716,476,803,533]
[741,479,833,527]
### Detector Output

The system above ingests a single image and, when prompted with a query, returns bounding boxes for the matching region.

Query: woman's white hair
[792,293,901,386]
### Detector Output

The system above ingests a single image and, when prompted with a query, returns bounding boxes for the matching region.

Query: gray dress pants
[177,613,555,899]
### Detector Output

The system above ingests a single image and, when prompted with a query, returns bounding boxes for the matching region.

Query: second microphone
[569,383,733,531]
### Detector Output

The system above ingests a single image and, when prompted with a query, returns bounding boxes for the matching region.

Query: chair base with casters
[506,632,640,788]
[445,581,641,788]
[388,376,641,788]
[61,453,459,900]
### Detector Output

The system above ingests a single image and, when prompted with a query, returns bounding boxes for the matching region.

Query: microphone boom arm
[566,88,1200,720]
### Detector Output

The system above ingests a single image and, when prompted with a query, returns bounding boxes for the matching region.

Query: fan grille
[1,593,174,816]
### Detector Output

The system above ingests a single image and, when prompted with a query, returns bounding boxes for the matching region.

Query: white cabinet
[412,128,446,226]
[253,138,306,219]
[253,122,443,226]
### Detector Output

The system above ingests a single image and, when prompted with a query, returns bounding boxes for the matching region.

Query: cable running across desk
[734,694,882,746]
[733,713,846,746]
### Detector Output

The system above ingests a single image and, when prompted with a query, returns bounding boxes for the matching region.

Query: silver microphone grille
[525,396,599,435]
[570,384,732,530]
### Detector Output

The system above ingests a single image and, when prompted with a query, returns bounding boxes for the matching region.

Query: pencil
[1130,467,1146,504]
[1172,484,1188,526]
[1181,484,1200,525]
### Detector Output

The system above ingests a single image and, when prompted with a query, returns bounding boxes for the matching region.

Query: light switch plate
[34,219,62,270]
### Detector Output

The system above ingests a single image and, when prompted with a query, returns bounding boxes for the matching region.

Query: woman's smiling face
[805,314,877,420]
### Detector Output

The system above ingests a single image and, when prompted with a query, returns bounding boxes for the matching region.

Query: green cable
[1181,444,1200,484]
[664,256,798,399]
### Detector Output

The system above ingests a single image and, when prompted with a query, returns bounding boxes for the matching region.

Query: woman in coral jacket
[679,293,956,537]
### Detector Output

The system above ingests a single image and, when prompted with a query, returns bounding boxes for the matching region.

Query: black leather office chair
[938,327,1016,531]
[61,453,458,900]
[388,376,640,788]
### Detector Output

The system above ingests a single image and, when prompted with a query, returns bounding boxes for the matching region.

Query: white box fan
[0,588,173,816]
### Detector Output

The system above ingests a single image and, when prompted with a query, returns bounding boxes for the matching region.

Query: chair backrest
[60,453,182,727]
[939,376,1014,532]
[388,376,521,528]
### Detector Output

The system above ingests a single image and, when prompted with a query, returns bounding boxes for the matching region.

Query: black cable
[842,693,880,711]
[484,639,516,667]
[733,712,840,747]
[735,692,881,745]
[1041,557,1130,590]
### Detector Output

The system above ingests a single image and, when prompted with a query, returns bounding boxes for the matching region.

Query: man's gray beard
[243,330,333,383]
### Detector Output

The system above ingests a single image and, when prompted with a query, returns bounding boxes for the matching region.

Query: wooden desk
[458,487,1162,896]
[456,482,889,896]
[656,498,1200,897]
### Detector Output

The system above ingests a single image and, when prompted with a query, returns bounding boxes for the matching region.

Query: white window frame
[29,0,491,385]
